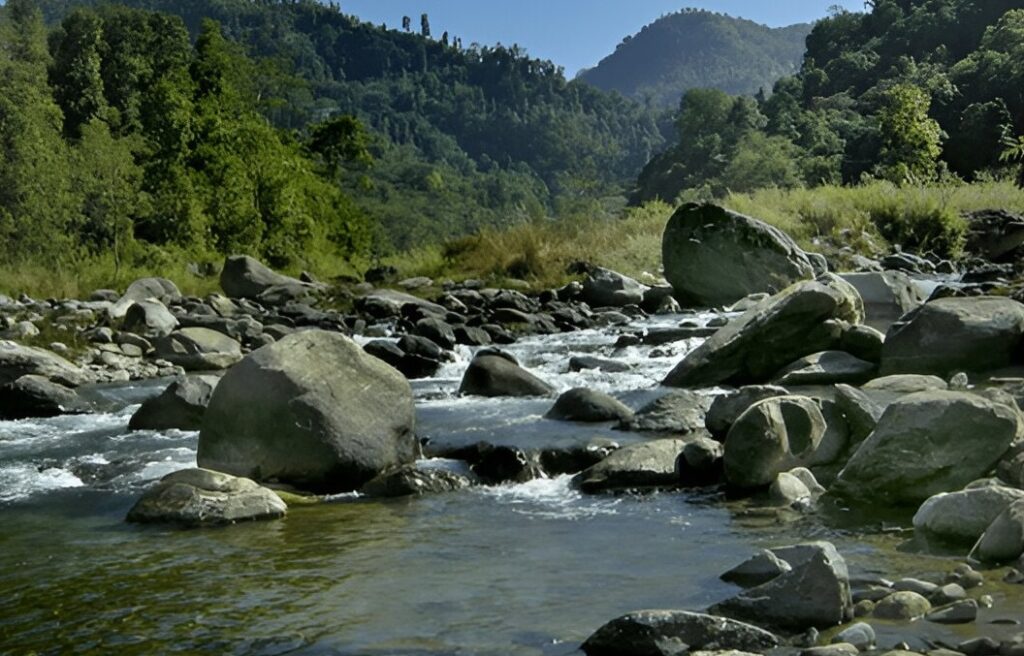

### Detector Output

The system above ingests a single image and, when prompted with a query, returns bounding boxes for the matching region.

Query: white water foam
[475,474,622,520]
[0,463,84,503]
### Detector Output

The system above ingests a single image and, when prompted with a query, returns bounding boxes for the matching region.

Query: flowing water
[2,314,1022,655]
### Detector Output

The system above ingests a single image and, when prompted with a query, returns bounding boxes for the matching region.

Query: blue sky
[339,1,864,76]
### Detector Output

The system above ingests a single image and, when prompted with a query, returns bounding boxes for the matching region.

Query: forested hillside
[35,0,667,251]
[578,9,809,108]
[635,0,1024,204]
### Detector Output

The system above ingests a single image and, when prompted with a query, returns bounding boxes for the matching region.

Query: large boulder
[880,297,1024,377]
[582,610,779,656]
[572,439,687,493]
[712,542,853,630]
[219,255,318,300]
[833,391,1022,505]
[154,328,243,371]
[839,271,923,331]
[705,385,788,438]
[0,340,88,387]
[976,499,1024,563]
[458,354,554,397]
[122,299,178,338]
[663,275,864,388]
[197,330,417,492]
[126,468,286,526]
[108,277,181,320]
[913,485,1024,543]
[723,396,827,489]
[662,203,816,307]
[620,390,709,434]
[0,374,84,420]
[545,388,633,423]
[128,376,219,432]
[771,351,876,386]
[581,267,649,308]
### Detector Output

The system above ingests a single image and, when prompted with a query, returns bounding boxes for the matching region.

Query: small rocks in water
[471,444,541,484]
[925,599,978,624]
[457,354,554,398]
[833,622,875,650]
[545,388,633,423]
[126,468,286,526]
[568,355,631,373]
[573,439,687,493]
[360,464,471,498]
[720,549,792,587]
[581,609,780,656]
[872,591,931,620]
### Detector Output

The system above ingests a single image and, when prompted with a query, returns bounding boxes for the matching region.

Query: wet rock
[581,267,649,308]
[881,297,1024,377]
[662,202,816,307]
[913,486,1024,542]
[839,271,923,331]
[833,391,1022,505]
[873,591,931,620]
[360,464,471,498]
[620,390,710,434]
[711,541,853,630]
[471,444,541,484]
[126,468,286,526]
[0,340,89,387]
[976,499,1024,563]
[108,277,181,319]
[414,318,456,350]
[705,385,788,438]
[128,376,219,432]
[458,354,554,397]
[0,374,84,420]
[581,610,780,656]
[833,622,875,650]
[454,325,491,346]
[772,351,876,386]
[663,274,863,388]
[122,299,178,338]
[545,388,633,423]
[676,437,724,486]
[573,439,687,493]
[154,328,243,371]
[724,396,826,489]
[538,440,618,475]
[925,599,977,624]
[720,549,792,587]
[569,355,632,373]
[197,330,418,493]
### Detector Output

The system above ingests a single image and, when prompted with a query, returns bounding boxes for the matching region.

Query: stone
[976,499,1024,563]
[720,549,792,587]
[108,277,182,320]
[770,472,813,506]
[0,320,39,340]
[872,592,931,620]
[581,610,780,656]
[957,637,1001,656]
[839,325,886,363]
[862,374,948,395]
[676,437,725,486]
[545,388,634,423]
[724,396,826,489]
[620,390,709,434]
[197,330,418,493]
[581,267,649,308]
[0,340,88,387]
[0,375,84,420]
[833,622,875,650]
[839,271,923,331]
[122,299,178,339]
[219,255,319,300]
[573,439,687,493]
[893,579,938,596]
[414,318,456,350]
[663,274,864,388]
[965,209,1024,262]
[925,600,978,624]
[126,468,286,526]
[471,444,541,484]
[772,351,877,386]
[833,384,884,445]
[881,297,1024,377]
[128,376,219,432]
[154,328,243,371]
[712,541,853,630]
[833,392,1022,505]
[804,645,859,656]
[360,464,471,498]
[569,355,632,373]
[705,386,788,438]
[662,202,816,307]
[929,583,966,606]
[458,355,554,397]
[913,486,1024,542]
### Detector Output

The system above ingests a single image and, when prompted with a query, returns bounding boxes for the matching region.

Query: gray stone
[154,328,242,371]
[581,267,649,308]
[0,375,83,420]
[913,486,1024,542]
[976,499,1024,563]
[833,622,875,650]
[929,583,967,606]
[712,541,853,630]
[705,385,788,438]
[662,203,816,307]
[881,297,1024,377]
[122,299,178,338]
[569,355,631,373]
[862,374,948,394]
[804,645,859,656]
[872,592,931,620]
[677,437,725,486]
[128,376,219,432]
[414,318,456,350]
[893,578,937,595]
[772,351,877,386]
[546,388,633,423]
[108,277,182,320]
[620,390,710,434]
[724,396,826,489]
[663,274,864,388]
[833,384,884,446]
[573,439,687,493]
[126,468,286,526]
[770,472,813,505]
[925,600,978,624]
[834,391,1022,504]
[581,610,780,656]
[0,320,39,340]
[720,549,792,587]
[840,271,923,331]
[198,330,418,493]
[360,465,471,498]
[839,325,886,363]
[458,355,554,398]
[0,340,88,387]
[220,255,319,300]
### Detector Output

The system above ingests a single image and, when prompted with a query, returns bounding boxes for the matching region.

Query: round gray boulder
[724,396,826,489]
[545,388,633,423]
[582,609,780,656]
[129,376,220,432]
[154,328,243,371]
[126,468,286,526]
[458,354,554,397]
[913,485,1024,543]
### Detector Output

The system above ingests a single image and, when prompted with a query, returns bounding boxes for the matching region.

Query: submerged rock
[545,388,634,423]
[573,439,687,493]
[458,354,554,398]
[126,468,286,526]
[360,464,472,498]
[198,330,418,493]
[620,390,709,434]
[128,376,219,432]
[582,610,780,656]
[662,202,816,307]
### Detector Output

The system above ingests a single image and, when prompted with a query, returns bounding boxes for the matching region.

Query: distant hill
[579,8,810,107]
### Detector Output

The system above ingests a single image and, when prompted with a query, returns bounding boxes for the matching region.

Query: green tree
[720,132,803,192]
[874,84,943,183]
[1001,132,1024,188]
[49,9,107,138]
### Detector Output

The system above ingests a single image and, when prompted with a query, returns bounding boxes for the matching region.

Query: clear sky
[339,1,864,77]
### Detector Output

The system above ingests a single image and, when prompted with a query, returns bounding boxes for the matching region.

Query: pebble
[925,599,978,624]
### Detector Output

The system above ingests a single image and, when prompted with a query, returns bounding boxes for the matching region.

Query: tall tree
[875,84,944,183]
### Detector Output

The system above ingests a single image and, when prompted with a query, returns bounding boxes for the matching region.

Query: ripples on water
[1,314,1021,655]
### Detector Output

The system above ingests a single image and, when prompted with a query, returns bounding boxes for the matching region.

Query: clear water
[2,315,1022,655]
